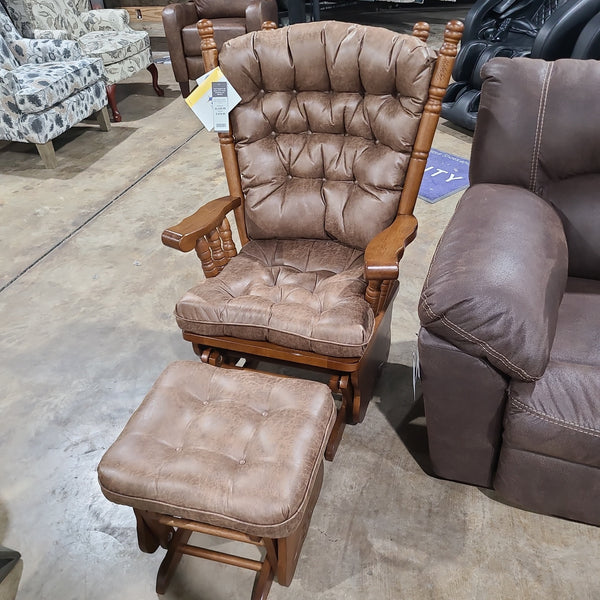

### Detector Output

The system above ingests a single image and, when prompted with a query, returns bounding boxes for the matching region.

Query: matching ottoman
[98,361,336,599]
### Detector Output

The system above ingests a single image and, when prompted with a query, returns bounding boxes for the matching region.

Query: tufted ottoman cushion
[98,361,336,539]
[175,239,374,358]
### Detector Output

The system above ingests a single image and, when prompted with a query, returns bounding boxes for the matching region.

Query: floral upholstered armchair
[0,3,110,168]
[5,0,163,122]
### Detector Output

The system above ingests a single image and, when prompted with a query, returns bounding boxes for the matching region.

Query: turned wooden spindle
[365,280,382,312]
[207,228,227,271]
[198,19,218,71]
[261,20,278,31]
[412,22,430,43]
[398,19,464,216]
[196,236,219,278]
[218,218,237,259]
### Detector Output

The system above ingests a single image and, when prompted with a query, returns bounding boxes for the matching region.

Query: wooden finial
[261,20,277,31]
[198,18,218,71]
[440,19,464,59]
[412,22,429,43]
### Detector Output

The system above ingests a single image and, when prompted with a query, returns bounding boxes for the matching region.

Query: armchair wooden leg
[35,141,57,169]
[95,106,111,131]
[106,84,122,123]
[179,81,190,98]
[147,63,165,97]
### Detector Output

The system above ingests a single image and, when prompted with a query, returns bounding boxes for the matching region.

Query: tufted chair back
[219,22,437,250]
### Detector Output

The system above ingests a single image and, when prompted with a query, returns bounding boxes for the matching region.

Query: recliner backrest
[194,0,254,19]
[472,57,600,279]
[219,22,436,249]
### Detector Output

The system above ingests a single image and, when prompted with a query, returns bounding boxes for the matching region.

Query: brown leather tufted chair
[163,19,463,459]
[419,57,600,526]
[161,0,278,97]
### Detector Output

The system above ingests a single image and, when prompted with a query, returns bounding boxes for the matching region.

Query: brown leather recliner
[419,57,600,527]
[162,0,278,97]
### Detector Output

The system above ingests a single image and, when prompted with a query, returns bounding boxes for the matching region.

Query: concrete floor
[1,8,600,600]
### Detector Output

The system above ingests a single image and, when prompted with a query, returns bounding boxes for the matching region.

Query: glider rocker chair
[161,0,278,98]
[0,3,109,168]
[420,57,600,526]
[6,0,163,122]
[162,19,463,459]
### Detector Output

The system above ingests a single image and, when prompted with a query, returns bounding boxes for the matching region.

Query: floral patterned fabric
[6,0,153,85]
[0,4,108,145]
[10,57,104,113]
[79,29,149,65]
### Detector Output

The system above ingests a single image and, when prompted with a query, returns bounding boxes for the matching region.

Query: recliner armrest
[419,183,568,382]
[364,214,418,281]
[162,196,241,252]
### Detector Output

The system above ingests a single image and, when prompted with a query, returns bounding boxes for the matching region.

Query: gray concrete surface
[1,15,599,600]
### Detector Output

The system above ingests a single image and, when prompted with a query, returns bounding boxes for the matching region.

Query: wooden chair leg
[147,63,165,97]
[179,80,190,98]
[95,106,111,131]
[106,84,121,122]
[156,527,193,594]
[35,141,57,168]
[325,375,350,461]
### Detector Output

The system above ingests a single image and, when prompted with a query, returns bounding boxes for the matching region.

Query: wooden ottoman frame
[133,463,323,599]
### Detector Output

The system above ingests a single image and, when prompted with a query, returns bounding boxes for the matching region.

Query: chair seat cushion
[11,57,104,114]
[98,361,336,538]
[182,18,246,57]
[504,278,600,468]
[175,239,374,358]
[78,30,149,65]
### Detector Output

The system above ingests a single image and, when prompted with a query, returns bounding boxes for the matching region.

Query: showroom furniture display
[4,0,163,122]
[161,0,278,98]
[162,19,463,459]
[99,361,336,599]
[419,57,600,527]
[441,0,600,130]
[0,3,110,168]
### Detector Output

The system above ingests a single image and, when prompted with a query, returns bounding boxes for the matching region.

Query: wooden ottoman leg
[134,509,174,553]
[156,527,193,594]
[276,463,324,586]
[251,556,274,600]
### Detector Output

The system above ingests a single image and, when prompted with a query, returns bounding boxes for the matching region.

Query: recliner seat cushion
[78,30,149,65]
[10,57,104,114]
[175,239,374,358]
[504,278,600,467]
[219,22,436,250]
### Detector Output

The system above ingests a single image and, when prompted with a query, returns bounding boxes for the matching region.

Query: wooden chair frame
[162,19,463,460]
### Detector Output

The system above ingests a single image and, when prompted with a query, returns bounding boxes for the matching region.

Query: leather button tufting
[262,411,268,417]
[239,459,246,465]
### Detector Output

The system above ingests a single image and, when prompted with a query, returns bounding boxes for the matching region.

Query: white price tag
[184,67,241,132]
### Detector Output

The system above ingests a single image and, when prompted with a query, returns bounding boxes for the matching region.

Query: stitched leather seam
[511,396,600,438]
[420,296,535,381]
[529,62,553,192]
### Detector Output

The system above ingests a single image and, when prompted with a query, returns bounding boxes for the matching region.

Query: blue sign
[418,149,469,204]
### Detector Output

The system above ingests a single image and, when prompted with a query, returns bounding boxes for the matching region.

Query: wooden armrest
[364,214,418,280]
[162,196,241,252]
